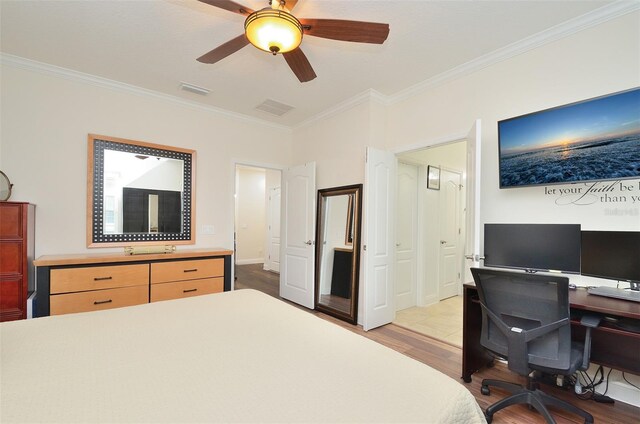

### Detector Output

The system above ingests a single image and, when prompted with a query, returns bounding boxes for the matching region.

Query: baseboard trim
[235,258,264,265]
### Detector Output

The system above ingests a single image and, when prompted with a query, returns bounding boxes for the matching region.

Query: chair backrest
[470,267,572,375]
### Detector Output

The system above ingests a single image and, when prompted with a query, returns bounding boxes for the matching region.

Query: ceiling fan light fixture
[244,8,303,55]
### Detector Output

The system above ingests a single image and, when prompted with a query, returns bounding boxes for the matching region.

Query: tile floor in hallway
[393,296,463,347]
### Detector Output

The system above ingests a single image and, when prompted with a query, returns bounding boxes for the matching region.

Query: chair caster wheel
[481,385,491,396]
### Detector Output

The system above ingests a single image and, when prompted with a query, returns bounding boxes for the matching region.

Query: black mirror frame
[314,184,362,325]
[87,134,196,247]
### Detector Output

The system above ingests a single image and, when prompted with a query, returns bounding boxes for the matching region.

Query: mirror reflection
[315,184,362,324]
[0,170,13,201]
[103,150,183,234]
[88,135,195,247]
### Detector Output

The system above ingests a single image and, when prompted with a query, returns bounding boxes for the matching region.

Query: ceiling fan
[196,0,390,82]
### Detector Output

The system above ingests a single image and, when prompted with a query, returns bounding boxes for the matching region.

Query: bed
[1,289,485,423]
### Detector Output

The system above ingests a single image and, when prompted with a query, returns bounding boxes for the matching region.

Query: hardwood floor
[235,264,639,424]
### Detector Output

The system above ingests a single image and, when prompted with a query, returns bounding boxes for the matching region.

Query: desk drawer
[50,285,149,315]
[151,259,223,284]
[50,264,149,294]
[150,277,223,302]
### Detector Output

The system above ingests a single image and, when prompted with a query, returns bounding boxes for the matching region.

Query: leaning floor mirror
[314,184,362,324]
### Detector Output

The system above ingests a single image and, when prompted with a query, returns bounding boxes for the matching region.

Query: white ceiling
[0,0,619,127]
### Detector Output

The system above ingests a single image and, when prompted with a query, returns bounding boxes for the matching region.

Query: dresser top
[34,248,233,266]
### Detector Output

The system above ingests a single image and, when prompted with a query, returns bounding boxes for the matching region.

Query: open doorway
[234,165,282,293]
[392,140,468,347]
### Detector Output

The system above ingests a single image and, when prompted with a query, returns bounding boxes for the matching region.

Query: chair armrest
[579,314,602,370]
[580,314,602,328]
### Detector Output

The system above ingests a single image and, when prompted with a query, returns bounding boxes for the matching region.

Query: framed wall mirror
[314,184,362,324]
[87,134,195,247]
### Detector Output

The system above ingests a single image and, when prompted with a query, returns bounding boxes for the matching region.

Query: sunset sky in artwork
[499,88,640,155]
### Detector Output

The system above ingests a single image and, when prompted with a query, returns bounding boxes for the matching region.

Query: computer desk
[462,284,640,383]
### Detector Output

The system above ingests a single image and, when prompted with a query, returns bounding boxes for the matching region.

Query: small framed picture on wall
[427,165,440,190]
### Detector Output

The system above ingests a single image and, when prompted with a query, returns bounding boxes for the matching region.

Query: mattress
[1,289,485,423]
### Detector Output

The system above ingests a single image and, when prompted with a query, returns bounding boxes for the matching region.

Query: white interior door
[464,119,482,282]
[395,162,418,311]
[280,163,316,308]
[266,186,281,273]
[438,169,462,300]
[364,147,397,331]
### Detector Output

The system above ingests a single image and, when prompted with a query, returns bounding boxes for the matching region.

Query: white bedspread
[1,289,485,423]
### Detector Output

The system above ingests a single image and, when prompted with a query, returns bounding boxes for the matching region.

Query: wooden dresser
[0,202,35,321]
[33,248,233,317]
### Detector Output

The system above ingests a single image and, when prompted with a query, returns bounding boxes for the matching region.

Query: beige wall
[235,166,266,264]
[292,11,639,233]
[0,64,293,256]
[292,98,386,190]
[385,12,640,233]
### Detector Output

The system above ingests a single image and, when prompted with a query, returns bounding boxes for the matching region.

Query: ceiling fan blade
[283,48,317,83]
[299,19,389,44]
[283,0,299,11]
[197,0,254,16]
[197,34,249,64]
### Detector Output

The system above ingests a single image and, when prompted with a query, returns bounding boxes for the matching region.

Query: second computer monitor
[581,231,640,284]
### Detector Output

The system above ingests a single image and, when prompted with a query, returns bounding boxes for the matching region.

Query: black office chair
[470,267,601,424]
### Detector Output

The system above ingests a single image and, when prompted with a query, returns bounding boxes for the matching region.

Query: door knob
[395,243,401,247]
[304,240,313,245]
[440,240,447,245]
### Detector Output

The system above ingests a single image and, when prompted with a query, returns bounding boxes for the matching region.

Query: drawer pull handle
[183,288,198,293]
[183,269,198,273]
[93,299,113,305]
[94,276,113,281]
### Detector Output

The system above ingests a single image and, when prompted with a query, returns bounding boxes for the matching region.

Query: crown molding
[0,53,292,132]
[387,1,640,105]
[293,89,388,130]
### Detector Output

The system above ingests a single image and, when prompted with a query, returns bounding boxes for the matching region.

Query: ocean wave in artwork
[500,134,640,187]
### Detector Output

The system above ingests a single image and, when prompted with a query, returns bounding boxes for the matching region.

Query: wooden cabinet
[33,249,232,317]
[0,202,35,322]
[150,258,224,302]
[49,264,149,315]
[50,264,149,294]
[50,286,149,316]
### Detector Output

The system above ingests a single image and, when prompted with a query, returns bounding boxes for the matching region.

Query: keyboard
[587,286,640,303]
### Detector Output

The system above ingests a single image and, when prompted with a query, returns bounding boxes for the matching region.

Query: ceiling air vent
[255,99,294,117]
[180,82,210,96]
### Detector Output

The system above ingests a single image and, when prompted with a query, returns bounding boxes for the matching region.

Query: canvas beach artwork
[498,88,640,188]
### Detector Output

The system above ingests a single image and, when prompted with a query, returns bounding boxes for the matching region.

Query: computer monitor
[581,231,640,284]
[484,224,581,273]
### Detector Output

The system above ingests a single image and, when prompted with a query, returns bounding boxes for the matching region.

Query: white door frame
[385,123,480,306]
[230,160,285,290]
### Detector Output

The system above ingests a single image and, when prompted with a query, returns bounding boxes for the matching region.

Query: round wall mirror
[0,171,13,201]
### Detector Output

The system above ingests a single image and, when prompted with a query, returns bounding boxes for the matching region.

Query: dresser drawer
[151,258,224,284]
[50,264,149,294]
[50,285,149,315]
[150,277,223,302]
